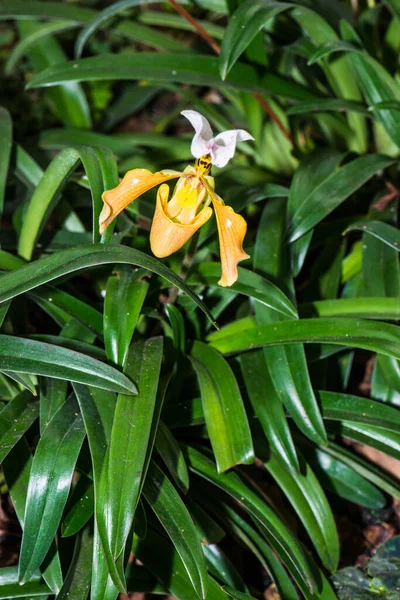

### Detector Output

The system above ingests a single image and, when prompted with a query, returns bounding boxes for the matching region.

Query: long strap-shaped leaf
[0,390,39,463]
[18,394,86,584]
[26,53,316,102]
[0,244,216,327]
[182,444,316,594]
[3,438,63,593]
[240,349,299,472]
[0,335,136,394]
[187,262,297,319]
[132,527,227,600]
[287,153,393,242]
[0,107,12,216]
[74,0,167,57]
[96,338,163,591]
[56,525,93,600]
[190,341,254,473]
[208,317,400,361]
[143,461,208,599]
[72,385,119,600]
[104,266,149,366]
[219,0,293,79]
[254,198,327,446]
[263,450,340,572]
[18,144,116,259]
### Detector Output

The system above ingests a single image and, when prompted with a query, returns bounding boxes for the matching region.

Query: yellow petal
[150,184,212,258]
[210,191,249,287]
[99,168,182,234]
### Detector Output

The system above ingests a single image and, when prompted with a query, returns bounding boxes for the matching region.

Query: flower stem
[166,0,295,146]
[167,0,221,55]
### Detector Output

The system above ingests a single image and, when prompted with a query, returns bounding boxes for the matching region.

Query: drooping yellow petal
[99,168,182,234]
[150,184,212,258]
[209,190,249,287]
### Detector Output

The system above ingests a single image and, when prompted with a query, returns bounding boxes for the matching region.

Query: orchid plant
[99,110,254,286]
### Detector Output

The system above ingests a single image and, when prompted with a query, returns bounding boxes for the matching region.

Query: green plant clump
[0,1,400,599]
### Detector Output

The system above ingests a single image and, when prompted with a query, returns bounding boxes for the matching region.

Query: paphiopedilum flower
[99,110,254,286]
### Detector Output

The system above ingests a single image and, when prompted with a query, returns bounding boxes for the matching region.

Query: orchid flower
[99,110,254,286]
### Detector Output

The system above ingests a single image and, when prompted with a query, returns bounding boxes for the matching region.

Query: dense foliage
[0,0,400,599]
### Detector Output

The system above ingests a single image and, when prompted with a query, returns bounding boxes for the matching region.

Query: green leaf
[18,144,114,259]
[132,527,227,600]
[300,297,400,320]
[324,441,400,501]
[286,98,369,117]
[2,438,63,593]
[103,84,161,131]
[328,421,400,461]
[292,5,367,153]
[32,286,103,339]
[217,504,300,600]
[155,421,190,494]
[344,219,400,252]
[75,0,164,57]
[96,338,163,589]
[205,547,247,592]
[0,107,12,216]
[187,263,297,319]
[183,444,316,594]
[369,100,400,111]
[17,21,91,129]
[262,450,339,572]
[5,20,79,74]
[307,40,360,65]
[0,567,51,598]
[62,474,94,537]
[319,390,400,431]
[373,354,400,406]
[0,391,39,463]
[104,266,149,366]
[341,19,400,150]
[301,446,386,509]
[219,0,292,79]
[18,147,79,260]
[254,196,327,447]
[39,128,190,157]
[186,495,225,545]
[362,209,400,298]
[385,0,400,18]
[288,153,393,243]
[0,244,217,327]
[258,309,327,447]
[0,300,10,327]
[0,1,186,52]
[26,334,105,360]
[222,587,255,600]
[26,53,317,102]
[56,526,93,600]
[72,385,119,600]
[73,386,115,484]
[240,349,299,472]
[0,1,94,22]
[0,335,136,394]
[190,341,254,473]
[1,370,37,395]
[91,526,119,600]
[208,317,400,362]
[143,461,208,599]
[19,394,86,583]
